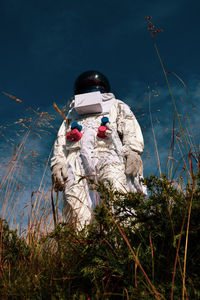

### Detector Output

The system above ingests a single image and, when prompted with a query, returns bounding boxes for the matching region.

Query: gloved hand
[51,163,68,191]
[124,150,143,177]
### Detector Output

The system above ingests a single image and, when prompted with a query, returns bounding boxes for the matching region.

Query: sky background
[0,0,199,228]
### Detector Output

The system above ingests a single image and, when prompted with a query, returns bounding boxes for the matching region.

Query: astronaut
[51,71,146,229]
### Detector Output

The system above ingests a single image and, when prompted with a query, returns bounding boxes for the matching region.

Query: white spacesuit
[51,71,146,229]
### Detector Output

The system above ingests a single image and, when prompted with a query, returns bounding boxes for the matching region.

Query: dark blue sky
[1,0,200,109]
[0,0,200,226]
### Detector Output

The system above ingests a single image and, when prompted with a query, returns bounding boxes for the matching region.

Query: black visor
[74,70,111,95]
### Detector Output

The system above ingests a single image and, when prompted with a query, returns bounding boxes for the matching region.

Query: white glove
[125,151,143,177]
[51,163,68,191]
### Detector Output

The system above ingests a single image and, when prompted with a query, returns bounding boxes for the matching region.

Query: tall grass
[145,16,200,299]
[0,104,58,237]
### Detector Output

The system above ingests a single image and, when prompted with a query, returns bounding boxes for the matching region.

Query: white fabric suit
[51,92,146,229]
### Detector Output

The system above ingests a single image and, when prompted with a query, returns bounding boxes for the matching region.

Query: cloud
[0,105,60,230]
[124,76,200,178]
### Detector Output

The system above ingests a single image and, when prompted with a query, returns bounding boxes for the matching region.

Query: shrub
[1,175,200,299]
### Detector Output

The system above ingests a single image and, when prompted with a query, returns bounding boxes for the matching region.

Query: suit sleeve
[50,120,69,169]
[117,101,144,155]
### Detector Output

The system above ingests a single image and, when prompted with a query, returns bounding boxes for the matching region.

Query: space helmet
[74,70,111,95]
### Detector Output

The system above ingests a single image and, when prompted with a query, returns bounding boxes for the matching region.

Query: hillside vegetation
[0,174,200,299]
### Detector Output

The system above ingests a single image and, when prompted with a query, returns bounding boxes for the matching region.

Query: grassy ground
[0,174,200,299]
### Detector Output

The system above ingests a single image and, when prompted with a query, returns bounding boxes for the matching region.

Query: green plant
[1,174,200,299]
